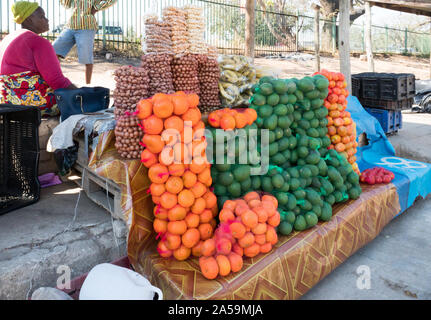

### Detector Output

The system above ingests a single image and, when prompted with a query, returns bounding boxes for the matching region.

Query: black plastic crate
[352,77,360,97]
[358,97,413,111]
[0,105,41,215]
[352,72,415,101]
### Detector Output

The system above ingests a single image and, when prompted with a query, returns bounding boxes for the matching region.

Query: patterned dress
[0,71,59,116]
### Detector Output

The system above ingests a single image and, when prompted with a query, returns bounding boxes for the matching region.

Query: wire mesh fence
[0,0,430,57]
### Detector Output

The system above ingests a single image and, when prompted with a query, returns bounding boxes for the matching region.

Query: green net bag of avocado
[248,75,362,234]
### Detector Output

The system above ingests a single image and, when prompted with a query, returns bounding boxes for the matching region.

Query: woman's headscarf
[11,1,39,24]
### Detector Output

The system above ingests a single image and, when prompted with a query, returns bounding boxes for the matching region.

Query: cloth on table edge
[47,114,86,152]
[87,130,152,229]
[127,183,400,300]
[347,95,431,214]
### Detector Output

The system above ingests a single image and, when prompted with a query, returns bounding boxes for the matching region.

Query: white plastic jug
[79,263,163,300]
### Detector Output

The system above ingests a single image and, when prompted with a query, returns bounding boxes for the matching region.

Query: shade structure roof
[369,0,431,17]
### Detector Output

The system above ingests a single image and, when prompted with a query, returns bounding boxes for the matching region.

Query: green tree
[256,0,306,48]
[320,0,366,52]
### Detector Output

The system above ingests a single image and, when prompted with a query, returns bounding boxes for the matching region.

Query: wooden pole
[245,0,256,60]
[313,4,321,73]
[332,16,337,56]
[339,0,352,93]
[365,1,375,72]
[296,9,300,52]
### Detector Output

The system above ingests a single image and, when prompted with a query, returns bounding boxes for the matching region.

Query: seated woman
[0,1,76,116]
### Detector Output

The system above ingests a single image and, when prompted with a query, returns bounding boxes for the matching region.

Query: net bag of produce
[172,54,200,95]
[113,66,150,159]
[135,92,218,261]
[198,192,280,279]
[141,54,175,97]
[196,54,222,114]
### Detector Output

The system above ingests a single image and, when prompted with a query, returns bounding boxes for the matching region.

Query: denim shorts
[53,29,97,65]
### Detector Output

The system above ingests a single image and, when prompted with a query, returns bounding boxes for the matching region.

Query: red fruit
[328,94,338,104]
[383,175,392,184]
[365,176,375,185]
[216,238,232,255]
[376,176,383,184]
[214,223,234,243]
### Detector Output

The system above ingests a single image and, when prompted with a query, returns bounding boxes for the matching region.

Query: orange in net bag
[136,92,217,261]
[198,192,281,280]
[314,69,361,176]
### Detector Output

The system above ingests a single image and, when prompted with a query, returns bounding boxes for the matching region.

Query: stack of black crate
[352,72,415,135]
[1,105,41,215]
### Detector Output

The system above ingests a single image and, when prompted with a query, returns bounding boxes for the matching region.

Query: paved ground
[60,52,431,92]
[302,113,431,300]
[1,55,431,300]
[302,195,431,300]
[0,180,127,300]
[389,112,431,164]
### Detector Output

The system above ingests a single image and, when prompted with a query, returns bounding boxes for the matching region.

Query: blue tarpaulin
[347,96,431,215]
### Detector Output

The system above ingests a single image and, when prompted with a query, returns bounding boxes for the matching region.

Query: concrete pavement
[302,194,431,300]
[389,112,431,164]
[0,181,127,300]
[303,112,431,300]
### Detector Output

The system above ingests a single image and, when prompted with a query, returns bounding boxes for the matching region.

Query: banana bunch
[219,82,239,105]
[218,54,257,107]
[220,70,239,83]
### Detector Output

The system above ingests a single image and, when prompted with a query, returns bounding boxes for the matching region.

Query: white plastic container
[79,264,163,300]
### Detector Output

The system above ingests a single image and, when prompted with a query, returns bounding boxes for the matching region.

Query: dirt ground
[255,54,430,80]
[61,52,431,89]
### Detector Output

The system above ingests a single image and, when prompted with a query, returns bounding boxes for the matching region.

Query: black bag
[54,87,110,122]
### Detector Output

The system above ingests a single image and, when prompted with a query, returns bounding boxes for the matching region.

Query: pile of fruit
[360,167,395,185]
[198,192,281,279]
[314,69,360,176]
[127,65,366,280]
[136,92,219,261]
[141,54,175,97]
[172,54,200,94]
[113,66,150,117]
[196,54,222,113]
[241,75,362,235]
[114,115,144,159]
[207,108,257,130]
[218,55,257,107]
[113,66,150,159]
[207,115,261,208]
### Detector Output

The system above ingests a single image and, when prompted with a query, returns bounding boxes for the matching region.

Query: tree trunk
[319,0,365,53]
[322,20,334,53]
[339,0,352,93]
[313,4,321,72]
[257,0,296,49]
[245,0,256,59]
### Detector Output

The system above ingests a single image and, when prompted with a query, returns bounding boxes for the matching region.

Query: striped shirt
[61,0,117,30]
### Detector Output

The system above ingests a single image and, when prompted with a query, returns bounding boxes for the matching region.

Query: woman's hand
[66,83,78,90]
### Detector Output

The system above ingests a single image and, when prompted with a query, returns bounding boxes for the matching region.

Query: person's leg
[75,30,96,84]
[52,29,76,59]
[85,64,94,84]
